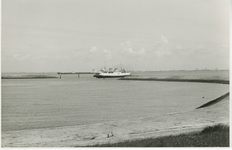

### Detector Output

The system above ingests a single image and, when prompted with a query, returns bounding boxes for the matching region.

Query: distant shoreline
[1,69,229,74]
[119,77,229,84]
[1,75,58,79]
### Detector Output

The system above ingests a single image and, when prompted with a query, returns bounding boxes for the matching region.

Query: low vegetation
[119,77,229,84]
[88,124,229,147]
[2,75,58,79]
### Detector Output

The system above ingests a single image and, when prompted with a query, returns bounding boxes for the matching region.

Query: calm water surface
[2,71,229,131]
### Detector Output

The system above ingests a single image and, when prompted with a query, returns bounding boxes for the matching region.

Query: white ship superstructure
[93,68,131,78]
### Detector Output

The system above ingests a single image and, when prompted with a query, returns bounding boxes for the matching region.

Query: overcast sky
[2,0,230,72]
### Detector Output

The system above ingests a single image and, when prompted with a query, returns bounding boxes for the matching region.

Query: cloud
[36,54,71,61]
[83,47,113,61]
[152,36,171,57]
[121,47,146,61]
[13,54,30,60]
[221,44,229,49]
[89,46,98,53]
[103,49,112,60]
[194,44,211,53]
[154,50,171,57]
[120,41,132,47]
[172,44,189,55]
[123,47,134,53]
[154,36,169,46]
[120,41,132,52]
[161,36,169,44]
[196,45,205,50]
[103,49,110,54]
[120,41,134,53]
[137,48,146,55]
[120,41,146,57]
[176,44,183,50]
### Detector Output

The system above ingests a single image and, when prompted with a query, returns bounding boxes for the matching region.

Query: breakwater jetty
[196,92,229,109]
[57,72,94,74]
[57,72,94,78]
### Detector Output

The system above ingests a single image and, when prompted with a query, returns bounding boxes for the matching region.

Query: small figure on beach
[107,132,114,138]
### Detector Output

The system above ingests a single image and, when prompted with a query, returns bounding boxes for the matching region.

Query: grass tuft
[86,124,229,147]
[201,124,229,134]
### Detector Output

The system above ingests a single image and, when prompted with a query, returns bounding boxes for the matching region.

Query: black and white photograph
[1,0,230,147]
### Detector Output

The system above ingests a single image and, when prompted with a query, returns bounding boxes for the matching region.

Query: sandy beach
[2,92,229,147]
[2,0,229,147]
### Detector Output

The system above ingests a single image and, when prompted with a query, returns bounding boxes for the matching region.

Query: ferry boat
[93,68,131,78]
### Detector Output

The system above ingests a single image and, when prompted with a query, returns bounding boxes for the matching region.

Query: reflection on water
[1,71,229,131]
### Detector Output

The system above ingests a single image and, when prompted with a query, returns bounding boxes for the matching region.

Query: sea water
[1,71,229,132]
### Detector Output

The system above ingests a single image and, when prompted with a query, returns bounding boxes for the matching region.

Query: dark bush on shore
[201,124,229,134]
[87,124,229,147]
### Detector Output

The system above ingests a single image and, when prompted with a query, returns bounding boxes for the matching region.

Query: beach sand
[2,94,229,147]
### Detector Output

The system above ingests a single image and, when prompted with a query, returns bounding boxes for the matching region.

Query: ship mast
[104,61,106,70]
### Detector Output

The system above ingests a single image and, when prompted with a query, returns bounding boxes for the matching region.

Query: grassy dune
[89,124,229,147]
